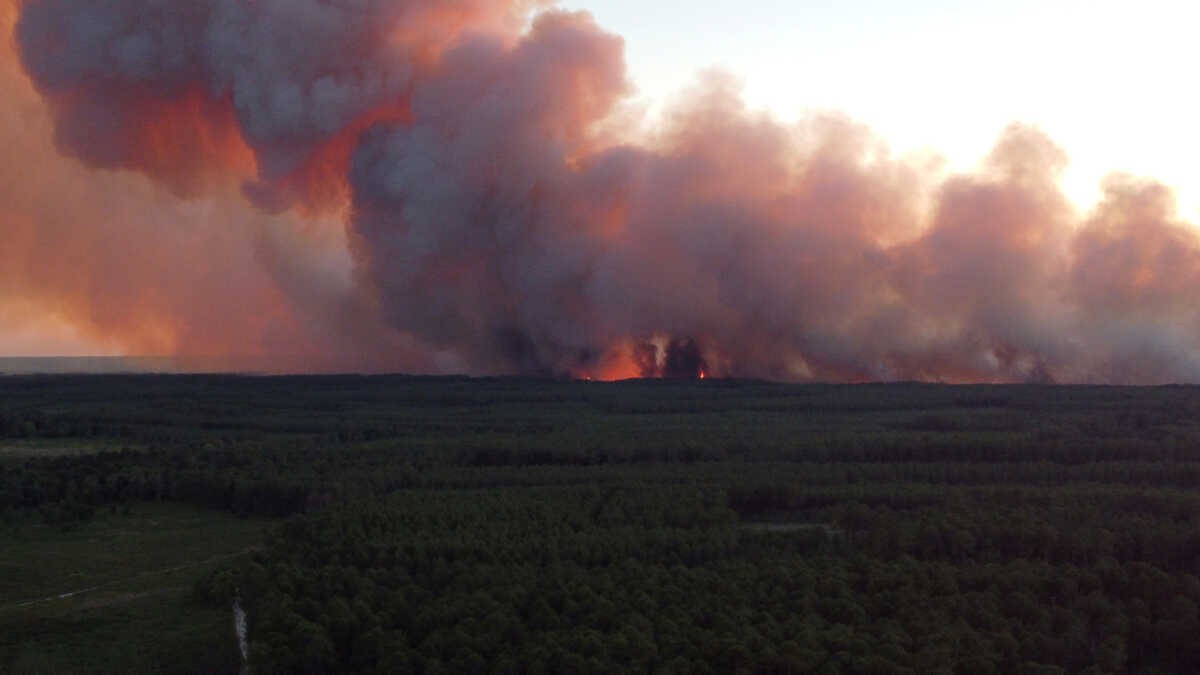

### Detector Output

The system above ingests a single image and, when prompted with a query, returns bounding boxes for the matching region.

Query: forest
[4,374,1200,673]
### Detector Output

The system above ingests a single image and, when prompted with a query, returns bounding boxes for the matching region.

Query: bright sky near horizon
[559,0,1197,218]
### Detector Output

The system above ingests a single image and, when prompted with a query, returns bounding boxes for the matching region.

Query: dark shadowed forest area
[4,375,1200,673]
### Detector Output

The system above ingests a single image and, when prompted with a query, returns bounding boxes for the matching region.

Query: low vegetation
[0,502,267,674]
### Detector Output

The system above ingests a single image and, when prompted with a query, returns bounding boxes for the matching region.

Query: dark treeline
[6,375,1200,672]
[195,486,1200,674]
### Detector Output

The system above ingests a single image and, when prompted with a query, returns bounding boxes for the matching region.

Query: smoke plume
[4,0,1200,383]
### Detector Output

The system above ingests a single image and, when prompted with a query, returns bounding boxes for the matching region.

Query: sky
[560,0,1197,217]
[2,0,1200,383]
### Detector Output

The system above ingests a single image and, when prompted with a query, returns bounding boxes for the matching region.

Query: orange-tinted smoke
[0,3,423,372]
[251,102,414,216]
[7,0,1200,383]
[43,84,257,197]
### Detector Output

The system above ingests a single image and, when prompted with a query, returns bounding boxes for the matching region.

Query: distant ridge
[0,356,267,375]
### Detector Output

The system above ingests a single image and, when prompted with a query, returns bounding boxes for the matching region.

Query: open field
[0,502,268,674]
[0,439,130,461]
[4,375,1200,672]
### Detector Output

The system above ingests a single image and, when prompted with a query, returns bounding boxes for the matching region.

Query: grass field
[0,503,269,674]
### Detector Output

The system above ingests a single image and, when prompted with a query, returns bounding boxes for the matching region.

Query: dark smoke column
[347,10,635,375]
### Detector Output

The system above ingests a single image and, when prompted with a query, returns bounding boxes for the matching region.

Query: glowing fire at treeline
[3,0,1200,383]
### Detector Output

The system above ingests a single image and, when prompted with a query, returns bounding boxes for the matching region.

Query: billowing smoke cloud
[0,0,420,372]
[6,0,1200,383]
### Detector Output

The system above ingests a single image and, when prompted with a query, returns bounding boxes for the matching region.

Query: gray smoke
[10,0,1200,383]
